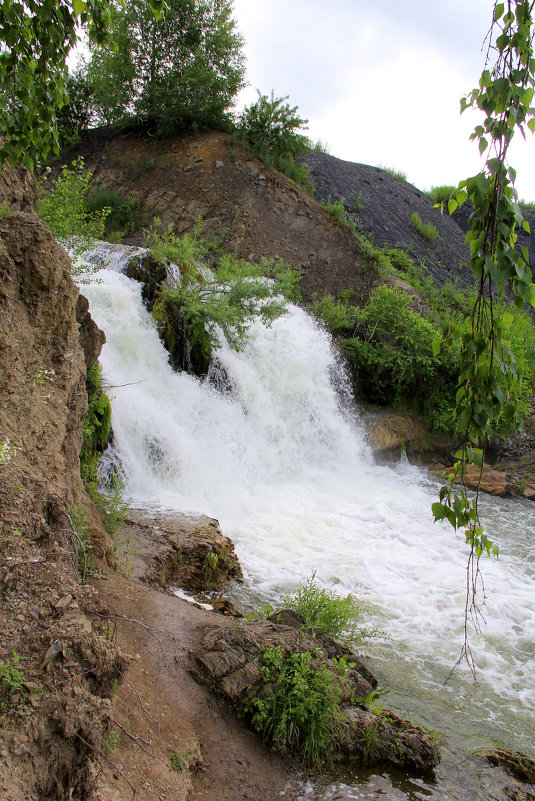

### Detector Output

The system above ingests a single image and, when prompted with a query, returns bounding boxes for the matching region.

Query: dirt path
[93,570,307,801]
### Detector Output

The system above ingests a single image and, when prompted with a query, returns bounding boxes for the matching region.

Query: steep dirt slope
[73,126,379,301]
[0,163,123,800]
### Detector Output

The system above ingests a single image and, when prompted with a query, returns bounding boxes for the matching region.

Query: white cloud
[232,0,535,199]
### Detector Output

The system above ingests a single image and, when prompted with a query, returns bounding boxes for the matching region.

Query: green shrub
[321,196,357,236]
[342,285,459,431]
[0,652,26,712]
[378,164,407,181]
[243,646,345,767]
[410,211,438,243]
[169,749,191,772]
[145,220,300,373]
[238,90,313,193]
[283,574,369,647]
[80,362,112,485]
[426,185,456,204]
[37,158,109,261]
[85,186,140,239]
[312,294,358,336]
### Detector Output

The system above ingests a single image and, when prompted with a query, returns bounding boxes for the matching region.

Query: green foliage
[79,363,131,572]
[0,0,116,168]
[426,185,457,205]
[85,186,140,239]
[343,286,459,430]
[434,2,535,641]
[80,363,112,485]
[170,749,191,772]
[0,439,18,465]
[243,646,345,767]
[0,652,26,712]
[378,165,407,181]
[238,90,313,193]
[312,294,358,336]
[410,211,439,243]
[87,0,245,133]
[321,196,357,236]
[69,503,94,580]
[283,574,369,647]
[101,727,120,754]
[145,220,300,372]
[37,158,109,261]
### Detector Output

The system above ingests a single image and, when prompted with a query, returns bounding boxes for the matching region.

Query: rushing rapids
[81,247,535,799]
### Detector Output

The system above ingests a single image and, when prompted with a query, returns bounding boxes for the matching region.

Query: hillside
[71,126,378,302]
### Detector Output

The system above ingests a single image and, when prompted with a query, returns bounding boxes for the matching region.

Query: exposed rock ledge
[194,610,440,774]
[365,406,535,499]
[124,508,243,593]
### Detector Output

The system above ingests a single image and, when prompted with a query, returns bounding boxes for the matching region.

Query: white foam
[82,262,535,758]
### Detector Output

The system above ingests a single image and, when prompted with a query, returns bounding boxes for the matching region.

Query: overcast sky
[232,0,535,200]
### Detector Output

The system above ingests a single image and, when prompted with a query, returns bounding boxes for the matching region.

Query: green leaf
[456,189,468,207]
[72,0,86,16]
[494,2,505,21]
[526,283,535,307]
[528,118,535,134]
[448,198,458,215]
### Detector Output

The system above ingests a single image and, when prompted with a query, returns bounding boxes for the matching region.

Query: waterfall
[81,253,535,779]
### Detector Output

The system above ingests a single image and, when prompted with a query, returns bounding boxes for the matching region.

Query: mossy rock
[125,254,167,311]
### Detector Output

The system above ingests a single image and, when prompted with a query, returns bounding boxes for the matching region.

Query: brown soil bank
[73,126,378,301]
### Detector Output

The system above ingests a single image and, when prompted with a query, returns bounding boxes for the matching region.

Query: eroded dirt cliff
[0,163,124,800]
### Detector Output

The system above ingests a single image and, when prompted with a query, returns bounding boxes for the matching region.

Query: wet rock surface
[194,612,439,774]
[124,508,243,593]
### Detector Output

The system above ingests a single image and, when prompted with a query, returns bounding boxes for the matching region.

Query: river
[81,249,535,800]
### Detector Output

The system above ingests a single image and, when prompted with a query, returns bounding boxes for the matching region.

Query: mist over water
[82,260,535,787]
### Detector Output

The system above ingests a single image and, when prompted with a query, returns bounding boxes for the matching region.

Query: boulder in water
[194,618,440,773]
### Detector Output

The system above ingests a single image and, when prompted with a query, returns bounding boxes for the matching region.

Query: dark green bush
[343,286,458,425]
[238,90,313,193]
[85,186,140,238]
[243,646,345,767]
[80,362,112,484]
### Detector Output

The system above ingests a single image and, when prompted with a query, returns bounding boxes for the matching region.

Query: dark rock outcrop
[194,616,439,773]
[303,151,473,288]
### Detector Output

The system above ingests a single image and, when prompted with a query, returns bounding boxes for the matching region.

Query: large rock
[194,614,439,773]
[364,406,453,464]
[123,508,243,593]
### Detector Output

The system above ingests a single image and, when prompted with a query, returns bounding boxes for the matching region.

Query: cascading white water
[81,256,535,789]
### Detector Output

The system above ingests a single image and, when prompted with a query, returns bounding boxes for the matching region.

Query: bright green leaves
[146,219,300,371]
[0,0,169,168]
[37,158,109,260]
[438,3,535,648]
[0,0,107,168]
